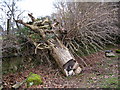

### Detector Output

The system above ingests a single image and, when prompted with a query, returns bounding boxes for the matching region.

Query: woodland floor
[3,48,120,89]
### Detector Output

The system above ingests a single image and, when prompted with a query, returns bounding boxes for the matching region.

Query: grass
[0,36,2,40]
[76,46,119,88]
[86,74,119,88]
[101,77,118,88]
[85,54,119,88]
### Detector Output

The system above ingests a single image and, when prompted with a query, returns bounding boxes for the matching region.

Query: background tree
[0,0,25,34]
[53,2,119,56]
[0,0,26,63]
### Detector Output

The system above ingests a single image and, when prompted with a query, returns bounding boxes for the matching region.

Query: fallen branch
[12,79,27,89]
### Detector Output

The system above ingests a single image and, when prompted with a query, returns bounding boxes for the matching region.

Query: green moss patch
[26,72,43,87]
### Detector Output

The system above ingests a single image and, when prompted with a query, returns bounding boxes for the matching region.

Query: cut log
[51,45,82,76]
[52,47,75,66]
[73,62,79,69]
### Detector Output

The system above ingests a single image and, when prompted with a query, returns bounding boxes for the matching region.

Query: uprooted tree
[16,13,82,77]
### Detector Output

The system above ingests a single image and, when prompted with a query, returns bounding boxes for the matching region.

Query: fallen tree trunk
[50,38,81,76]
[16,14,82,76]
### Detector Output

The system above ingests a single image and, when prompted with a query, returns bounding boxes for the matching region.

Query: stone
[105,52,115,57]
[74,66,82,74]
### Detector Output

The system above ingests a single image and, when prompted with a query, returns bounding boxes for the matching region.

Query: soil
[2,49,119,88]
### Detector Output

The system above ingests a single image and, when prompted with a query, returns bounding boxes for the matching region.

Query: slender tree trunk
[7,19,10,35]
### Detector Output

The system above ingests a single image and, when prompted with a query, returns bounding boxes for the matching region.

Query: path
[3,49,119,88]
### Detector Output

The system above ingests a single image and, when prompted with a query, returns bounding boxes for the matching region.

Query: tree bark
[7,19,10,35]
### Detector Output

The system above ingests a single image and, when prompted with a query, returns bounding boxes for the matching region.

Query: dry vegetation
[1,2,119,57]
[53,2,119,51]
[1,1,120,89]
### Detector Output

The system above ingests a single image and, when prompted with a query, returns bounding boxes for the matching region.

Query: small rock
[105,52,115,57]
[74,67,82,74]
